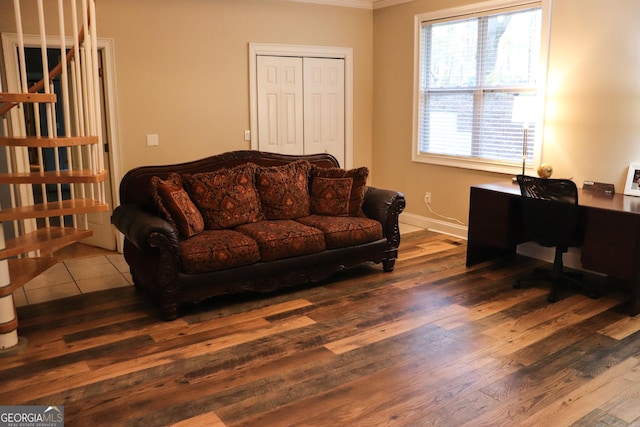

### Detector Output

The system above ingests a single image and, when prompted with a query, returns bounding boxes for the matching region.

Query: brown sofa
[111,150,405,320]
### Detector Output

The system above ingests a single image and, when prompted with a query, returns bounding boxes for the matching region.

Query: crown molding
[289,0,414,10]
[289,0,373,8]
[372,0,414,9]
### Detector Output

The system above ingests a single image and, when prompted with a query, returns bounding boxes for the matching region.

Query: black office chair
[515,175,598,302]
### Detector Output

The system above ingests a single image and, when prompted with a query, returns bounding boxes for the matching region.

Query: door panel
[257,56,304,155]
[303,57,345,166]
[256,55,345,166]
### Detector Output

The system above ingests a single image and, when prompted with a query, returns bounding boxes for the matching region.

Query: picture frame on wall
[624,162,640,196]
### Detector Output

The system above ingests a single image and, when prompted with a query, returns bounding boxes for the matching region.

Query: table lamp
[511,95,536,175]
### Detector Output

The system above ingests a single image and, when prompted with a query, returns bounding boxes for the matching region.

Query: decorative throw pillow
[255,160,311,220]
[151,173,204,238]
[310,165,369,217]
[310,176,353,216]
[182,163,264,230]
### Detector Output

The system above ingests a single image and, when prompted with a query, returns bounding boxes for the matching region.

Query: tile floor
[12,222,424,307]
[12,252,132,307]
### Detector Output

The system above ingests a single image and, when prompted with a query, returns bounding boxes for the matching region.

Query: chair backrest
[516,175,583,248]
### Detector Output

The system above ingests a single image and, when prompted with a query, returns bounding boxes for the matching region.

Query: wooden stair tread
[0,227,93,261]
[0,135,99,147]
[0,198,109,221]
[0,258,58,297]
[0,92,56,103]
[0,170,107,184]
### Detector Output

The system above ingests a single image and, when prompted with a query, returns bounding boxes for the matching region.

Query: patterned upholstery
[310,165,369,217]
[255,160,311,219]
[296,215,383,249]
[159,160,381,271]
[151,173,204,238]
[310,177,353,216]
[183,163,264,229]
[235,219,326,261]
[113,150,406,320]
[179,230,260,273]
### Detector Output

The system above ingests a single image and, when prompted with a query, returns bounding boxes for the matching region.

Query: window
[413,1,547,173]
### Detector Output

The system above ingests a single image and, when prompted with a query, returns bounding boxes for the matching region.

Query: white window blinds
[416,5,542,168]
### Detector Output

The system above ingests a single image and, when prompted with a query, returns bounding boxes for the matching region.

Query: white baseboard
[401,212,586,271]
[400,212,468,240]
[516,242,583,270]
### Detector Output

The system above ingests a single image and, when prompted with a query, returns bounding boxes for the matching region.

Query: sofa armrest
[111,204,179,254]
[362,186,406,247]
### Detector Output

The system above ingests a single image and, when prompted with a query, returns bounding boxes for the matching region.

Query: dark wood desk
[467,181,640,315]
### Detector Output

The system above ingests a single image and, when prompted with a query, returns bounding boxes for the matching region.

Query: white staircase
[0,0,107,354]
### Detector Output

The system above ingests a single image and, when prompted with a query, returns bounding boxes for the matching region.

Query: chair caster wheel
[547,294,558,303]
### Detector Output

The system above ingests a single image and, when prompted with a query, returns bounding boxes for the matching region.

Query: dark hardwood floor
[3,230,640,426]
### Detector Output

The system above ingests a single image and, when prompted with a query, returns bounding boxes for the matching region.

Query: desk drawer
[582,209,640,280]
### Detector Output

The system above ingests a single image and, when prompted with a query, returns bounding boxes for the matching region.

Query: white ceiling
[290,0,414,10]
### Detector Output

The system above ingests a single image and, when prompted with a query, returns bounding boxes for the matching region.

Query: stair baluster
[0,0,107,355]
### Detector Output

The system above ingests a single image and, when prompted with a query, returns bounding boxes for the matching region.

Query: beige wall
[4,0,640,233]
[373,0,640,230]
[0,0,373,177]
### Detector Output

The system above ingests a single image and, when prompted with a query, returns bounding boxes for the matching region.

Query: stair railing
[0,0,107,354]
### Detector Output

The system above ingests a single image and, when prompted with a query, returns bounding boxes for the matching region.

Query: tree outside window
[415,5,543,170]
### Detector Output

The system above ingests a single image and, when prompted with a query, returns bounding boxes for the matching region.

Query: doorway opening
[1,33,123,251]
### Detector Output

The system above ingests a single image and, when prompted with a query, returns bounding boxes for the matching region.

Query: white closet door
[256,56,304,155]
[303,57,345,166]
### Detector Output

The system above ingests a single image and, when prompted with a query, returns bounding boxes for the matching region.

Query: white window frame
[411,0,551,174]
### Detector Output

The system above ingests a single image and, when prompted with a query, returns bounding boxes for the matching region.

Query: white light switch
[146,134,159,146]
[244,130,251,141]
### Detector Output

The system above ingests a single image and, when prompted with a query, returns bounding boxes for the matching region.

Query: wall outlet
[424,191,431,204]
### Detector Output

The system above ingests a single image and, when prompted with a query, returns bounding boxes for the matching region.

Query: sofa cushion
[235,220,326,261]
[310,176,353,216]
[151,173,205,238]
[255,160,311,220]
[179,230,261,273]
[310,166,369,217]
[183,163,264,230]
[296,215,383,249]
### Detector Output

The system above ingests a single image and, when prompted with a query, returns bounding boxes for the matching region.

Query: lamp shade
[512,96,536,127]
